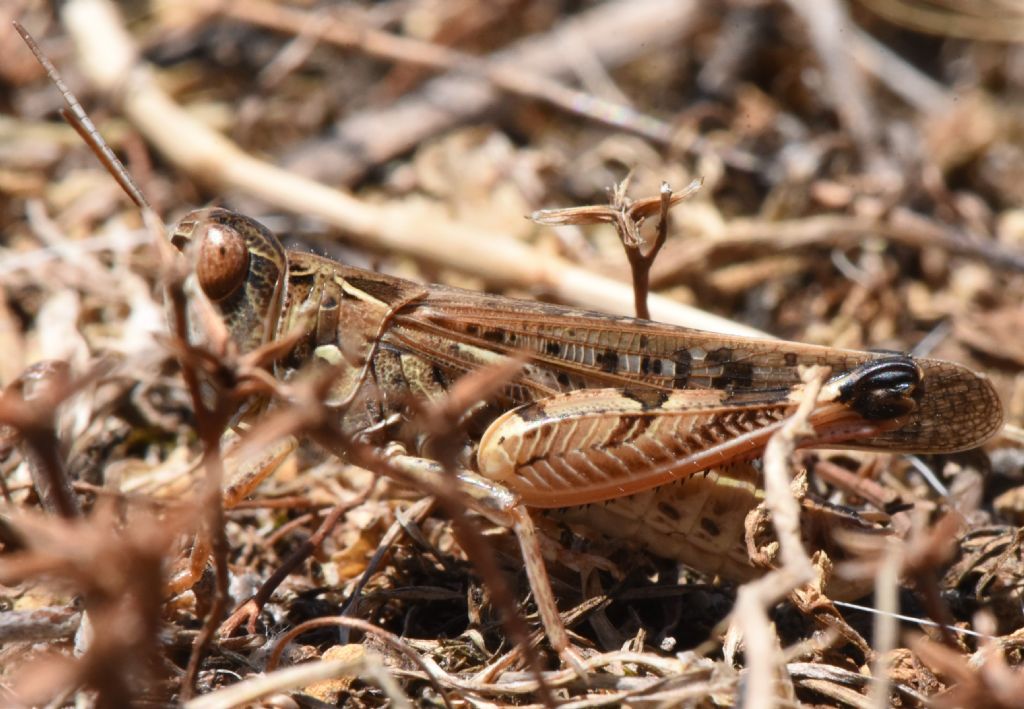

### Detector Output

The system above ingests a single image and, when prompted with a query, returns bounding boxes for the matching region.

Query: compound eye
[196,222,250,301]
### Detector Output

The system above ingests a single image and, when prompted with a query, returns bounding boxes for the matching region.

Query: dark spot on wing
[599,348,618,373]
[514,403,549,424]
[707,348,733,364]
[657,501,682,522]
[672,348,692,388]
[706,349,754,390]
[700,517,721,536]
[623,387,670,410]
[711,361,755,391]
[607,414,644,443]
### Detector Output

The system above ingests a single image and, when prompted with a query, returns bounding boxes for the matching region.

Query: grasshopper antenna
[14,21,176,268]
[14,21,152,213]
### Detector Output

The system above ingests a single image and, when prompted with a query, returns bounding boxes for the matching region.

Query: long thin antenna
[13,21,150,211]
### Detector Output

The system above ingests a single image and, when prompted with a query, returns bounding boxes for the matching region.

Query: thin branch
[532,178,702,319]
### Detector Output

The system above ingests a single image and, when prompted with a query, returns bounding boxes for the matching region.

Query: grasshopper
[170,206,1003,662]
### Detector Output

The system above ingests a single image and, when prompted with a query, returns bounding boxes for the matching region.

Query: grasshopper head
[170,208,287,354]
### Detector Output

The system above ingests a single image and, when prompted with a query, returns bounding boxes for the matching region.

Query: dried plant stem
[868,541,901,709]
[650,212,1024,288]
[532,178,702,320]
[267,0,708,183]
[624,183,674,320]
[849,28,951,114]
[859,0,1024,42]
[0,605,82,643]
[223,367,564,704]
[266,617,454,707]
[336,495,434,637]
[725,366,828,708]
[184,654,412,709]
[786,0,880,162]
[360,447,563,707]
[221,487,376,637]
[761,366,826,581]
[12,22,150,211]
[167,293,233,700]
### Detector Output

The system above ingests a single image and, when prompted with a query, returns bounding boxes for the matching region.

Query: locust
[170,206,1003,663]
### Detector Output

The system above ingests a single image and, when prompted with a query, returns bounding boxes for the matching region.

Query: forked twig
[532,177,702,319]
